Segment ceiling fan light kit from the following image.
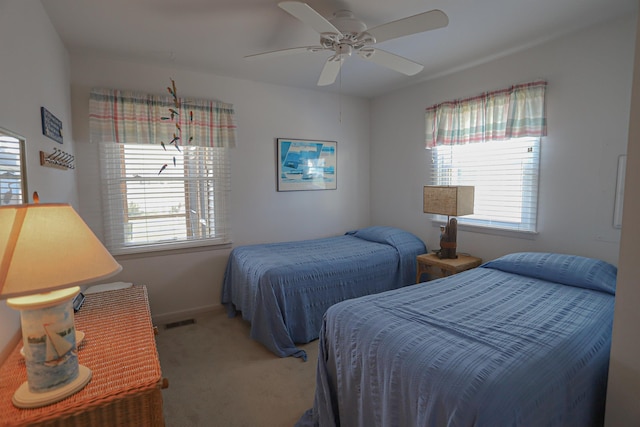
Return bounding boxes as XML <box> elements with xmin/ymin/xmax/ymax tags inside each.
<box><xmin>245</xmin><ymin>1</ymin><xmax>449</xmax><ymax>86</ymax></box>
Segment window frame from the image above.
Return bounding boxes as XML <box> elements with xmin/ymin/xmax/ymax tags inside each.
<box><xmin>0</xmin><ymin>127</ymin><xmax>27</xmax><ymax>206</ymax></box>
<box><xmin>429</xmin><ymin>137</ymin><xmax>541</xmax><ymax>236</ymax></box>
<box><xmin>99</xmin><ymin>141</ymin><xmax>231</xmax><ymax>255</ymax></box>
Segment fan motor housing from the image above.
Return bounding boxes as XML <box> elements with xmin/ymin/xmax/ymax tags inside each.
<box><xmin>335</xmin><ymin>43</ymin><xmax>353</xmax><ymax>56</ymax></box>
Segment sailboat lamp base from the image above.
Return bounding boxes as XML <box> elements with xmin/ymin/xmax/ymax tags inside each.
<box><xmin>12</xmin><ymin>365</ymin><xmax>92</xmax><ymax>408</ymax></box>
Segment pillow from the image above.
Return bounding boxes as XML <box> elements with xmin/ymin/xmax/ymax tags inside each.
<box><xmin>345</xmin><ymin>226</ymin><xmax>424</xmax><ymax>249</ymax></box>
<box><xmin>482</xmin><ymin>252</ymin><xmax>617</xmax><ymax>295</ymax></box>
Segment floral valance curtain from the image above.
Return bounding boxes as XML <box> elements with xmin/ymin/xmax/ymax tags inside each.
<box><xmin>425</xmin><ymin>80</ymin><xmax>547</xmax><ymax>148</ymax></box>
<box><xmin>89</xmin><ymin>88</ymin><xmax>236</xmax><ymax>148</ymax></box>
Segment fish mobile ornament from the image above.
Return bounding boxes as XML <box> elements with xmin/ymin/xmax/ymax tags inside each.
<box><xmin>158</xmin><ymin>78</ymin><xmax>194</xmax><ymax>174</ymax></box>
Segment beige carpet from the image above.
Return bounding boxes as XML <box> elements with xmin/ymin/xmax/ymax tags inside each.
<box><xmin>156</xmin><ymin>309</ymin><xmax>318</xmax><ymax>427</ymax></box>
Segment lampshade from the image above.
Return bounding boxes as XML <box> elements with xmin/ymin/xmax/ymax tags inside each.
<box><xmin>423</xmin><ymin>186</ymin><xmax>475</xmax><ymax>216</ymax></box>
<box><xmin>0</xmin><ymin>203</ymin><xmax>122</xmax><ymax>299</ymax></box>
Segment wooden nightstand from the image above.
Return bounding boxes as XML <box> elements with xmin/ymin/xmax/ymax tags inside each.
<box><xmin>0</xmin><ymin>285</ymin><xmax>166</xmax><ymax>427</ymax></box>
<box><xmin>416</xmin><ymin>253</ymin><xmax>483</xmax><ymax>283</ymax></box>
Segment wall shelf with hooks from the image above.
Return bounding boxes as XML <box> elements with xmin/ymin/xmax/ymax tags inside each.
<box><xmin>39</xmin><ymin>148</ymin><xmax>74</xmax><ymax>170</ymax></box>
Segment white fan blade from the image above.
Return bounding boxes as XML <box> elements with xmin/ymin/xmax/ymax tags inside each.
<box><xmin>244</xmin><ymin>46</ymin><xmax>324</xmax><ymax>60</ymax></box>
<box><xmin>364</xmin><ymin>10</ymin><xmax>448</xmax><ymax>44</ymax></box>
<box><xmin>357</xmin><ymin>48</ymin><xmax>424</xmax><ymax>76</ymax></box>
<box><xmin>317</xmin><ymin>56</ymin><xmax>344</xmax><ymax>86</ymax></box>
<box><xmin>278</xmin><ymin>1</ymin><xmax>342</xmax><ymax>36</ymax></box>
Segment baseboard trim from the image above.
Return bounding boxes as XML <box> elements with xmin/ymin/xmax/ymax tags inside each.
<box><xmin>152</xmin><ymin>304</ymin><xmax>225</xmax><ymax>326</ymax></box>
<box><xmin>0</xmin><ymin>329</ymin><xmax>22</xmax><ymax>365</ymax></box>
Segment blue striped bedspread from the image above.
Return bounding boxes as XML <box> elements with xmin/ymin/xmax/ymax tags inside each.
<box><xmin>297</xmin><ymin>252</ymin><xmax>617</xmax><ymax>426</ymax></box>
<box><xmin>221</xmin><ymin>226</ymin><xmax>426</xmax><ymax>360</ymax></box>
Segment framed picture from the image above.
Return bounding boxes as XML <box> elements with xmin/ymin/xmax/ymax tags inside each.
<box><xmin>277</xmin><ymin>138</ymin><xmax>337</xmax><ymax>191</ymax></box>
<box><xmin>41</xmin><ymin>107</ymin><xmax>63</xmax><ymax>144</ymax></box>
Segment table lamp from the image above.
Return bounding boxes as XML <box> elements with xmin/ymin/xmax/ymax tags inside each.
<box><xmin>423</xmin><ymin>185</ymin><xmax>474</xmax><ymax>259</ymax></box>
<box><xmin>0</xmin><ymin>196</ymin><xmax>122</xmax><ymax>408</ymax></box>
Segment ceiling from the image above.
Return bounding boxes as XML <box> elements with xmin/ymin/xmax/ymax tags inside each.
<box><xmin>41</xmin><ymin>0</ymin><xmax>638</xmax><ymax>99</ymax></box>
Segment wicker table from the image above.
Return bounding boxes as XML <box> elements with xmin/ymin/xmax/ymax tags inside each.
<box><xmin>416</xmin><ymin>253</ymin><xmax>483</xmax><ymax>283</ymax></box>
<box><xmin>0</xmin><ymin>285</ymin><xmax>165</xmax><ymax>426</ymax></box>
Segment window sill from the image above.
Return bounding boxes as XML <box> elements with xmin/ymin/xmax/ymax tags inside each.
<box><xmin>112</xmin><ymin>241</ymin><xmax>233</xmax><ymax>260</ymax></box>
<box><xmin>431</xmin><ymin>220</ymin><xmax>538</xmax><ymax>240</ymax></box>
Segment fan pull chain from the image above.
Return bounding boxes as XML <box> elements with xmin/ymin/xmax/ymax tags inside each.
<box><xmin>338</xmin><ymin>59</ymin><xmax>342</xmax><ymax>124</ymax></box>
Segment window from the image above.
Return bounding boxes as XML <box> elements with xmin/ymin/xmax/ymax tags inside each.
<box><xmin>0</xmin><ymin>128</ymin><xmax>26</xmax><ymax>205</ymax></box>
<box><xmin>430</xmin><ymin>137</ymin><xmax>540</xmax><ymax>233</ymax></box>
<box><xmin>89</xmin><ymin>85</ymin><xmax>236</xmax><ymax>254</ymax></box>
<box><xmin>99</xmin><ymin>142</ymin><xmax>230</xmax><ymax>254</ymax></box>
<box><xmin>425</xmin><ymin>80</ymin><xmax>547</xmax><ymax>235</ymax></box>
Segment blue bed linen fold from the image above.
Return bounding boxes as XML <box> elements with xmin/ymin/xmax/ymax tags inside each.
<box><xmin>221</xmin><ymin>227</ymin><xmax>426</xmax><ymax>360</ymax></box>
<box><xmin>297</xmin><ymin>261</ymin><xmax>615</xmax><ymax>426</ymax></box>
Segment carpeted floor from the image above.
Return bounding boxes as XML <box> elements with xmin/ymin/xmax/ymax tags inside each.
<box><xmin>156</xmin><ymin>309</ymin><xmax>318</xmax><ymax>427</ymax></box>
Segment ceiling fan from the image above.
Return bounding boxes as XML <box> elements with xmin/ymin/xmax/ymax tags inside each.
<box><xmin>245</xmin><ymin>1</ymin><xmax>449</xmax><ymax>86</ymax></box>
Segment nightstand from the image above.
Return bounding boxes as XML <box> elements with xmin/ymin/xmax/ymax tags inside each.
<box><xmin>416</xmin><ymin>253</ymin><xmax>483</xmax><ymax>283</ymax></box>
<box><xmin>0</xmin><ymin>285</ymin><xmax>166</xmax><ymax>427</ymax></box>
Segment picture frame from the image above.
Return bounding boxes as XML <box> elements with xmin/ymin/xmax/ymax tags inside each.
<box><xmin>40</xmin><ymin>107</ymin><xmax>63</xmax><ymax>144</ymax></box>
<box><xmin>277</xmin><ymin>138</ymin><xmax>337</xmax><ymax>191</ymax></box>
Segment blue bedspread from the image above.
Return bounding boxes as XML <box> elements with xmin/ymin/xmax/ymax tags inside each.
<box><xmin>221</xmin><ymin>226</ymin><xmax>426</xmax><ymax>360</ymax></box>
<box><xmin>297</xmin><ymin>252</ymin><xmax>617</xmax><ymax>426</ymax></box>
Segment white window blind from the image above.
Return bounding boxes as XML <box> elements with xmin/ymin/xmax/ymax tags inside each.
<box><xmin>430</xmin><ymin>137</ymin><xmax>540</xmax><ymax>233</ymax></box>
<box><xmin>0</xmin><ymin>135</ymin><xmax>26</xmax><ymax>205</ymax></box>
<box><xmin>99</xmin><ymin>142</ymin><xmax>231</xmax><ymax>254</ymax></box>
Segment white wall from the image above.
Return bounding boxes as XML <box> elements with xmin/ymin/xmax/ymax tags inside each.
<box><xmin>3</xmin><ymin>11</ymin><xmax>638</xmax><ymax>422</ymax></box>
<box><xmin>605</xmin><ymin>9</ymin><xmax>640</xmax><ymax>425</ymax></box>
<box><xmin>0</xmin><ymin>1</ymin><xmax>77</xmax><ymax>353</ymax></box>
<box><xmin>69</xmin><ymin>56</ymin><xmax>371</xmax><ymax>323</ymax></box>
<box><xmin>369</xmin><ymin>14</ymin><xmax>635</xmax><ymax>266</ymax></box>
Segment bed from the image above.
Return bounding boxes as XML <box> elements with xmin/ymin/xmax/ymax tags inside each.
<box><xmin>296</xmin><ymin>252</ymin><xmax>617</xmax><ymax>427</ymax></box>
<box><xmin>221</xmin><ymin>226</ymin><xmax>427</xmax><ymax>360</ymax></box>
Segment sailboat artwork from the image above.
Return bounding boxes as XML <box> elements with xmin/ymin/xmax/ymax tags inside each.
<box><xmin>277</xmin><ymin>138</ymin><xmax>337</xmax><ymax>191</ymax></box>
<box><xmin>43</xmin><ymin>323</ymin><xmax>74</xmax><ymax>366</ymax></box>
<box><xmin>21</xmin><ymin>298</ymin><xmax>80</xmax><ymax>393</ymax></box>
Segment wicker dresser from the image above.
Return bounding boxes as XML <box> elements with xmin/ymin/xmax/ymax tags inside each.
<box><xmin>0</xmin><ymin>285</ymin><xmax>165</xmax><ymax>426</ymax></box>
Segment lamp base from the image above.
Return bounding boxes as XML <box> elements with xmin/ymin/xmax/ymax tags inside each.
<box><xmin>438</xmin><ymin>241</ymin><xmax>458</xmax><ymax>259</ymax></box>
<box><xmin>438</xmin><ymin>217</ymin><xmax>459</xmax><ymax>259</ymax></box>
<box><xmin>12</xmin><ymin>364</ymin><xmax>92</xmax><ymax>408</ymax></box>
